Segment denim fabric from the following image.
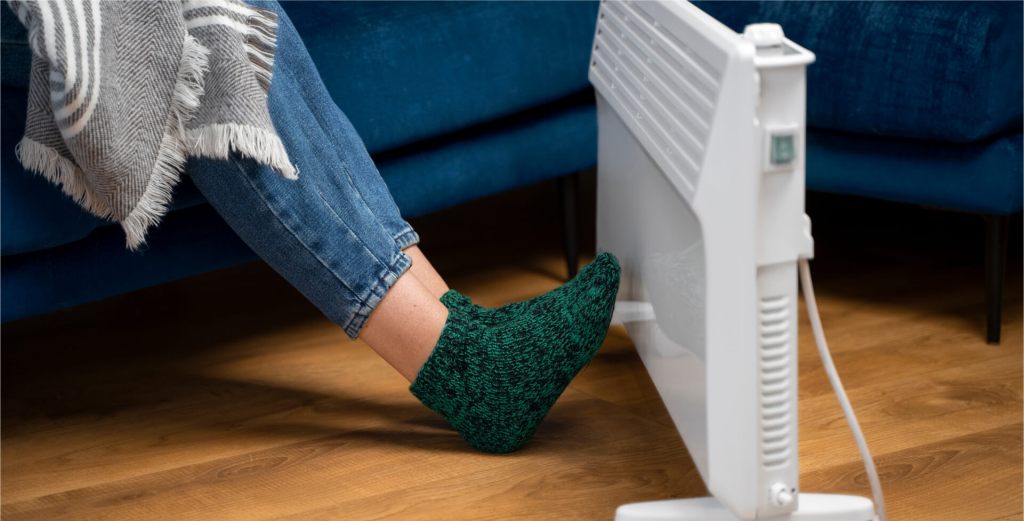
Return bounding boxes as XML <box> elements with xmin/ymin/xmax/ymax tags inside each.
<box><xmin>188</xmin><ymin>1</ymin><xmax>419</xmax><ymax>338</ymax></box>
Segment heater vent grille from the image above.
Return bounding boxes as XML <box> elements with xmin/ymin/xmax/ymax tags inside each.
<box><xmin>590</xmin><ymin>0</ymin><xmax>722</xmax><ymax>196</ymax></box>
<box><xmin>759</xmin><ymin>294</ymin><xmax>793</xmax><ymax>470</ymax></box>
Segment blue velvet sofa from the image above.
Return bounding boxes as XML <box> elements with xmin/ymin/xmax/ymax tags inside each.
<box><xmin>3</xmin><ymin>2</ymin><xmax>1021</xmax><ymax>342</ymax></box>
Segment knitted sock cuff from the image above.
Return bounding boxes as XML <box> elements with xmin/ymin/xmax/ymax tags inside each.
<box><xmin>439</xmin><ymin>290</ymin><xmax>473</xmax><ymax>310</ymax></box>
<box><xmin>408</xmin><ymin>301</ymin><xmax>476</xmax><ymax>416</ymax></box>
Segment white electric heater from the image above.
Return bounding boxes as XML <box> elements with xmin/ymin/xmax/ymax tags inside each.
<box><xmin>591</xmin><ymin>1</ymin><xmax>883</xmax><ymax>520</ymax></box>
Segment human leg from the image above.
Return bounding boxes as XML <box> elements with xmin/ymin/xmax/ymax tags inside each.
<box><xmin>359</xmin><ymin>272</ymin><xmax>448</xmax><ymax>382</ymax></box>
<box><xmin>188</xmin><ymin>2</ymin><xmax>427</xmax><ymax>342</ymax></box>
<box><xmin>404</xmin><ymin>245</ymin><xmax>450</xmax><ymax>298</ymax></box>
<box><xmin>260</xmin><ymin>1</ymin><xmax>448</xmax><ymax>303</ymax></box>
<box><xmin>188</xmin><ymin>1</ymin><xmax>621</xmax><ymax>454</ymax></box>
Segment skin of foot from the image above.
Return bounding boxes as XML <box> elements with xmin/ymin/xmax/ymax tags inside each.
<box><xmin>409</xmin><ymin>253</ymin><xmax>621</xmax><ymax>453</ymax></box>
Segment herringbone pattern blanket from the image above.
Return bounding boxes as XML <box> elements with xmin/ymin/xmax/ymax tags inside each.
<box><xmin>10</xmin><ymin>0</ymin><xmax>295</xmax><ymax>249</ymax></box>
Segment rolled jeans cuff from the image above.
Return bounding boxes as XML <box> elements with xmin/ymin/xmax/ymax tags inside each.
<box><xmin>343</xmin><ymin>247</ymin><xmax>413</xmax><ymax>338</ymax></box>
<box><xmin>395</xmin><ymin>228</ymin><xmax>421</xmax><ymax>250</ymax></box>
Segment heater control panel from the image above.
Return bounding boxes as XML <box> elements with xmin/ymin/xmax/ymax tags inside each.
<box><xmin>764</xmin><ymin>123</ymin><xmax>800</xmax><ymax>171</ymax></box>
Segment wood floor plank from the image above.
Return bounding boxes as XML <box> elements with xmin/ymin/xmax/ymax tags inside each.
<box><xmin>2</xmin><ymin>390</ymin><xmax>700</xmax><ymax>521</ymax></box>
<box><xmin>272</xmin><ymin>438</ymin><xmax>701</xmax><ymax>521</ymax></box>
<box><xmin>802</xmin><ymin>424</ymin><xmax>1023</xmax><ymax>521</ymax></box>
<box><xmin>986</xmin><ymin>514</ymin><xmax>1023</xmax><ymax>521</ymax></box>
<box><xmin>1</xmin><ymin>335</ymin><xmax>416</xmax><ymax>502</ymax></box>
<box><xmin>798</xmin><ymin>353</ymin><xmax>1021</xmax><ymax>474</ymax></box>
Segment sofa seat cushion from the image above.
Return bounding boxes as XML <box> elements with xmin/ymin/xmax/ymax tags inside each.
<box><xmin>808</xmin><ymin>130</ymin><xmax>1023</xmax><ymax>215</ymax></box>
<box><xmin>698</xmin><ymin>1</ymin><xmax>1023</xmax><ymax>142</ymax></box>
<box><xmin>282</xmin><ymin>1</ymin><xmax>599</xmax><ymax>154</ymax></box>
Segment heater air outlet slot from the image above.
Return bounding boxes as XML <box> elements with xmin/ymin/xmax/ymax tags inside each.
<box><xmin>759</xmin><ymin>294</ymin><xmax>794</xmax><ymax>470</ymax></box>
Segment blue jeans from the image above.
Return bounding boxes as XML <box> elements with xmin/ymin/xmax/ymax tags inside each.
<box><xmin>188</xmin><ymin>2</ymin><xmax>419</xmax><ymax>338</ymax></box>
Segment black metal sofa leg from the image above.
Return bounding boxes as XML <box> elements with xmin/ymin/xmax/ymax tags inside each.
<box><xmin>984</xmin><ymin>214</ymin><xmax>1009</xmax><ymax>344</ymax></box>
<box><xmin>558</xmin><ymin>172</ymin><xmax>580</xmax><ymax>280</ymax></box>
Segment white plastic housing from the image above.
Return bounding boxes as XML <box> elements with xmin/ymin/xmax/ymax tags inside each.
<box><xmin>590</xmin><ymin>1</ymin><xmax>815</xmax><ymax>519</ymax></box>
<box><xmin>616</xmin><ymin>494</ymin><xmax>877</xmax><ymax>521</ymax></box>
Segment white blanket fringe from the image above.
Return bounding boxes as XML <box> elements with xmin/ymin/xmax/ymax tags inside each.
<box><xmin>187</xmin><ymin>124</ymin><xmax>298</xmax><ymax>180</ymax></box>
<box><xmin>120</xmin><ymin>34</ymin><xmax>210</xmax><ymax>250</ymax></box>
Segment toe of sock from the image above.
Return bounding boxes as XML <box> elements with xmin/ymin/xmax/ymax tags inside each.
<box><xmin>569</xmin><ymin>252</ymin><xmax>621</xmax><ymax>287</ymax></box>
<box><xmin>588</xmin><ymin>252</ymin><xmax>621</xmax><ymax>280</ymax></box>
<box><xmin>565</xmin><ymin>252</ymin><xmax>621</xmax><ymax>323</ymax></box>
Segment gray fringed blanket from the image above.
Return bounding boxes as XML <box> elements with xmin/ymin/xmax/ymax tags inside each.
<box><xmin>9</xmin><ymin>0</ymin><xmax>296</xmax><ymax>249</ymax></box>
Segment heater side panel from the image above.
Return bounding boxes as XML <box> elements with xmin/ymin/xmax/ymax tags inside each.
<box><xmin>596</xmin><ymin>94</ymin><xmax>712</xmax><ymax>480</ymax></box>
<box><xmin>592</xmin><ymin>0</ymin><xmax>766</xmax><ymax>518</ymax></box>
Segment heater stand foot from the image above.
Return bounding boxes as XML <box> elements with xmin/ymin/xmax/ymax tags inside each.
<box><xmin>615</xmin><ymin>494</ymin><xmax>876</xmax><ymax>521</ymax></box>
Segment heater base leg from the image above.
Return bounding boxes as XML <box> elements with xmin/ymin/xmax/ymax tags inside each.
<box><xmin>615</xmin><ymin>494</ymin><xmax>876</xmax><ymax>521</ymax></box>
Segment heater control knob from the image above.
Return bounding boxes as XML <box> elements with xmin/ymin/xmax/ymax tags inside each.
<box><xmin>743</xmin><ymin>23</ymin><xmax>785</xmax><ymax>48</ymax></box>
<box><xmin>770</xmin><ymin>483</ymin><xmax>795</xmax><ymax>507</ymax></box>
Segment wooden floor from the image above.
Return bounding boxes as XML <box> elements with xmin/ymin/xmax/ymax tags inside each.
<box><xmin>3</xmin><ymin>178</ymin><xmax>1021</xmax><ymax>520</ymax></box>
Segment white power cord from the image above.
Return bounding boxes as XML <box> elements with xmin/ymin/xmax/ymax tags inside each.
<box><xmin>798</xmin><ymin>258</ymin><xmax>888</xmax><ymax>521</ymax></box>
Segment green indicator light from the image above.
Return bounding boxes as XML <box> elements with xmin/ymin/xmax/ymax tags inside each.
<box><xmin>771</xmin><ymin>134</ymin><xmax>795</xmax><ymax>165</ymax></box>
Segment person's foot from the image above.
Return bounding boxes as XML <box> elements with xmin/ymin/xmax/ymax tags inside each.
<box><xmin>410</xmin><ymin>253</ymin><xmax>620</xmax><ymax>453</ymax></box>
<box><xmin>439</xmin><ymin>252</ymin><xmax>619</xmax><ymax>326</ymax></box>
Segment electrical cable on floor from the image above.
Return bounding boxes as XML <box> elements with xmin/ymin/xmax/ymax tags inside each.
<box><xmin>798</xmin><ymin>258</ymin><xmax>889</xmax><ymax>521</ymax></box>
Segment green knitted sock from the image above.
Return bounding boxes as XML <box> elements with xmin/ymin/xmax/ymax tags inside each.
<box><xmin>439</xmin><ymin>253</ymin><xmax>618</xmax><ymax>325</ymax></box>
<box><xmin>410</xmin><ymin>253</ymin><xmax>620</xmax><ymax>453</ymax></box>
